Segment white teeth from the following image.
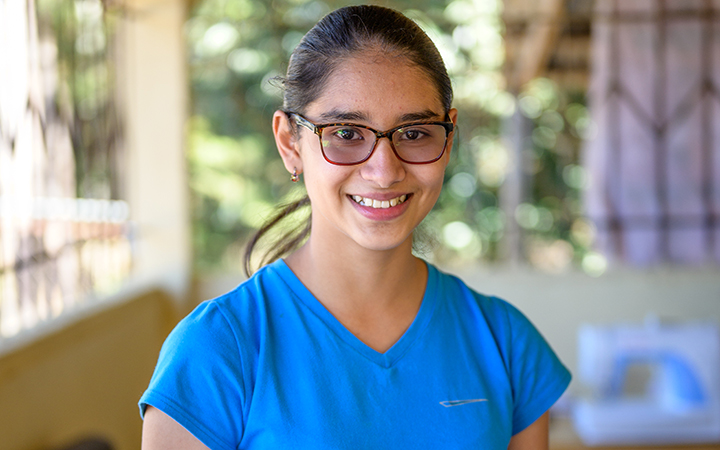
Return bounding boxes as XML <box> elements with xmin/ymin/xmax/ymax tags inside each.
<box><xmin>351</xmin><ymin>194</ymin><xmax>408</xmax><ymax>208</ymax></box>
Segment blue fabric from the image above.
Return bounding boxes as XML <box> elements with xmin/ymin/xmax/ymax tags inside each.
<box><xmin>139</xmin><ymin>260</ymin><xmax>571</xmax><ymax>449</ymax></box>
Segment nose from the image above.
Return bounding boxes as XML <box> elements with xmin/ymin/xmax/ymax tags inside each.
<box><xmin>360</xmin><ymin>137</ymin><xmax>406</xmax><ymax>188</ymax></box>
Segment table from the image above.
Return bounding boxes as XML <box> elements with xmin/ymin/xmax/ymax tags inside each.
<box><xmin>550</xmin><ymin>418</ymin><xmax>720</xmax><ymax>450</ymax></box>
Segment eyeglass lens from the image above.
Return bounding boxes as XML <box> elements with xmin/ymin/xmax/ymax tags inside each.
<box><xmin>320</xmin><ymin>124</ymin><xmax>448</xmax><ymax>164</ymax></box>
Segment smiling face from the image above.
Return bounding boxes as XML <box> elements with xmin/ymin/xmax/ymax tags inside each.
<box><xmin>275</xmin><ymin>53</ymin><xmax>457</xmax><ymax>254</ymax></box>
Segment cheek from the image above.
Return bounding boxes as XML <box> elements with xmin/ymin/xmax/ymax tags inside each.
<box><xmin>302</xmin><ymin>162</ymin><xmax>354</xmax><ymax>202</ymax></box>
<box><xmin>296</xmin><ymin>136</ymin><xmax>317</xmax><ymax>167</ymax></box>
<box><xmin>418</xmin><ymin>167</ymin><xmax>447</xmax><ymax>194</ymax></box>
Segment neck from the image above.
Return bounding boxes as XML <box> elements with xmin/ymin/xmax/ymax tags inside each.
<box><xmin>286</xmin><ymin>232</ymin><xmax>426</xmax><ymax>310</ymax></box>
<box><xmin>285</xmin><ymin>234</ymin><xmax>427</xmax><ymax>353</ymax></box>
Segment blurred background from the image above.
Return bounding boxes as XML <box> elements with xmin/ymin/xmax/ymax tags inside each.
<box><xmin>0</xmin><ymin>0</ymin><xmax>719</xmax><ymax>448</ymax></box>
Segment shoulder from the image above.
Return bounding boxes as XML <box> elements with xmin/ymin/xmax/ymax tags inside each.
<box><xmin>184</xmin><ymin>259</ymin><xmax>290</xmax><ymax>333</ymax></box>
<box><xmin>428</xmin><ymin>263</ymin><xmax>525</xmax><ymax>330</ymax></box>
<box><xmin>427</xmin><ymin>263</ymin><xmax>559</xmax><ymax>363</ymax></box>
<box><xmin>139</xmin><ymin>261</ymin><xmax>294</xmax><ymax>444</ymax></box>
<box><xmin>155</xmin><ymin>259</ymin><xmax>293</xmax><ymax>378</ymax></box>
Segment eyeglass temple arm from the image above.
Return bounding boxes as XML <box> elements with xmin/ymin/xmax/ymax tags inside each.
<box><xmin>286</xmin><ymin>112</ymin><xmax>321</xmax><ymax>135</ymax></box>
<box><xmin>443</xmin><ymin>114</ymin><xmax>454</xmax><ymax>133</ymax></box>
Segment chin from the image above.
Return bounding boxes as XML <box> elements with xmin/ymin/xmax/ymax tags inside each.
<box><xmin>348</xmin><ymin>229</ymin><xmax>415</xmax><ymax>253</ymax></box>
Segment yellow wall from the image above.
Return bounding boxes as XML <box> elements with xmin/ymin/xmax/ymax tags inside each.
<box><xmin>0</xmin><ymin>291</ymin><xmax>178</xmax><ymax>450</ymax></box>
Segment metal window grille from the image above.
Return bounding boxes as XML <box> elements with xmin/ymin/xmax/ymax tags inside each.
<box><xmin>0</xmin><ymin>0</ymin><xmax>130</xmax><ymax>339</ymax></box>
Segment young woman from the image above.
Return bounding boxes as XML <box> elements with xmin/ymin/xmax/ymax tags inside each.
<box><xmin>139</xmin><ymin>5</ymin><xmax>571</xmax><ymax>449</ymax></box>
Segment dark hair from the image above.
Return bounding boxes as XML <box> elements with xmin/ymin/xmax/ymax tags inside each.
<box><xmin>244</xmin><ymin>5</ymin><xmax>453</xmax><ymax>276</ymax></box>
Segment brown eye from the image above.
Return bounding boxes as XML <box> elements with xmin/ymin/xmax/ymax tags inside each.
<box><xmin>326</xmin><ymin>126</ymin><xmax>366</xmax><ymax>143</ymax></box>
<box><xmin>336</xmin><ymin>128</ymin><xmax>360</xmax><ymax>140</ymax></box>
<box><xmin>397</xmin><ymin>126</ymin><xmax>434</xmax><ymax>142</ymax></box>
<box><xmin>402</xmin><ymin>129</ymin><xmax>422</xmax><ymax>140</ymax></box>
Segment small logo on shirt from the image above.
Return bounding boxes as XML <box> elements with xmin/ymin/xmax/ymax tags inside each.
<box><xmin>440</xmin><ymin>399</ymin><xmax>488</xmax><ymax>407</ymax></box>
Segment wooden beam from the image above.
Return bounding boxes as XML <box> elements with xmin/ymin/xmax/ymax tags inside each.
<box><xmin>504</xmin><ymin>0</ymin><xmax>566</xmax><ymax>93</ymax></box>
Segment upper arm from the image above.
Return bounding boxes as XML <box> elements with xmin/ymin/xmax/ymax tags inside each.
<box><xmin>142</xmin><ymin>406</ymin><xmax>211</xmax><ymax>450</ymax></box>
<box><xmin>507</xmin><ymin>411</ymin><xmax>549</xmax><ymax>450</ymax></box>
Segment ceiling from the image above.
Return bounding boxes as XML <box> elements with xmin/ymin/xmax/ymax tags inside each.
<box><xmin>502</xmin><ymin>0</ymin><xmax>593</xmax><ymax>94</ymax></box>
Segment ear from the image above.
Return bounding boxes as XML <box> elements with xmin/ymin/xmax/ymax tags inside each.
<box><xmin>444</xmin><ymin>108</ymin><xmax>459</xmax><ymax>159</ymax></box>
<box><xmin>273</xmin><ymin>110</ymin><xmax>303</xmax><ymax>175</ymax></box>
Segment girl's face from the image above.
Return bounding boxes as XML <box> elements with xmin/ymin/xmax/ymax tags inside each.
<box><xmin>276</xmin><ymin>54</ymin><xmax>457</xmax><ymax>254</ymax></box>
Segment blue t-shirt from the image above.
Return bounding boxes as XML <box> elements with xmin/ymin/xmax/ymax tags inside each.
<box><xmin>139</xmin><ymin>260</ymin><xmax>571</xmax><ymax>449</ymax></box>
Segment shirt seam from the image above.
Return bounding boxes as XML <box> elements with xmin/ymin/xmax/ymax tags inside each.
<box><xmin>211</xmin><ymin>300</ymin><xmax>250</xmax><ymax>442</ymax></box>
<box><xmin>512</xmin><ymin>368</ymin><xmax>571</xmax><ymax>435</ymax></box>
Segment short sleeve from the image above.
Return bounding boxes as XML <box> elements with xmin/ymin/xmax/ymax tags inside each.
<box><xmin>139</xmin><ymin>301</ymin><xmax>246</xmax><ymax>450</ymax></box>
<box><xmin>500</xmin><ymin>300</ymin><xmax>572</xmax><ymax>435</ymax></box>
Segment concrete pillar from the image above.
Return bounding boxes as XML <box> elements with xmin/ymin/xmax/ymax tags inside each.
<box><xmin>116</xmin><ymin>0</ymin><xmax>190</xmax><ymax>301</ymax></box>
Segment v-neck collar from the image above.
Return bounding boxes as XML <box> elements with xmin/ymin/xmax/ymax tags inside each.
<box><xmin>272</xmin><ymin>259</ymin><xmax>439</xmax><ymax>368</ymax></box>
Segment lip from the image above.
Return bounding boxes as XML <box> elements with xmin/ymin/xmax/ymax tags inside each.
<box><xmin>347</xmin><ymin>193</ymin><xmax>412</xmax><ymax>221</ymax></box>
<box><xmin>349</xmin><ymin>192</ymin><xmax>409</xmax><ymax>202</ymax></box>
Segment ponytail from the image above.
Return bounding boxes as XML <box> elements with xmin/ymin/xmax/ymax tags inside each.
<box><xmin>243</xmin><ymin>195</ymin><xmax>311</xmax><ymax>276</ymax></box>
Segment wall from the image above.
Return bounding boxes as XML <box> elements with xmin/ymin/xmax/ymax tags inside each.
<box><xmin>0</xmin><ymin>289</ymin><xmax>177</xmax><ymax>450</ymax></box>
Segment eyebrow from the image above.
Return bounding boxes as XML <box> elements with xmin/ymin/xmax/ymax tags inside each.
<box><xmin>318</xmin><ymin>109</ymin><xmax>369</xmax><ymax>122</ymax></box>
<box><xmin>399</xmin><ymin>110</ymin><xmax>445</xmax><ymax>122</ymax></box>
<box><xmin>317</xmin><ymin>108</ymin><xmax>444</xmax><ymax>124</ymax></box>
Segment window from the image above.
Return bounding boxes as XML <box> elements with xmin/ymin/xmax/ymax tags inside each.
<box><xmin>0</xmin><ymin>0</ymin><xmax>130</xmax><ymax>339</ymax></box>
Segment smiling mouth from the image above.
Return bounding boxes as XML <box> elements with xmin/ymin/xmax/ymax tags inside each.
<box><xmin>350</xmin><ymin>194</ymin><xmax>408</xmax><ymax>209</ymax></box>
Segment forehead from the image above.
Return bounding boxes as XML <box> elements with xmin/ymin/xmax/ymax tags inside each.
<box><xmin>305</xmin><ymin>54</ymin><xmax>444</xmax><ymax>123</ymax></box>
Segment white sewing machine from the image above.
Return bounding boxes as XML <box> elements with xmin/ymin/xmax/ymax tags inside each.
<box><xmin>572</xmin><ymin>316</ymin><xmax>720</xmax><ymax>446</ymax></box>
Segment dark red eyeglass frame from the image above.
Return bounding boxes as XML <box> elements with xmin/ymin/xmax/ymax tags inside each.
<box><xmin>284</xmin><ymin>111</ymin><xmax>454</xmax><ymax>166</ymax></box>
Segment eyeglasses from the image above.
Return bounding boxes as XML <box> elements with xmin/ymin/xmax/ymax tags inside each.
<box><xmin>285</xmin><ymin>111</ymin><xmax>454</xmax><ymax>166</ymax></box>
